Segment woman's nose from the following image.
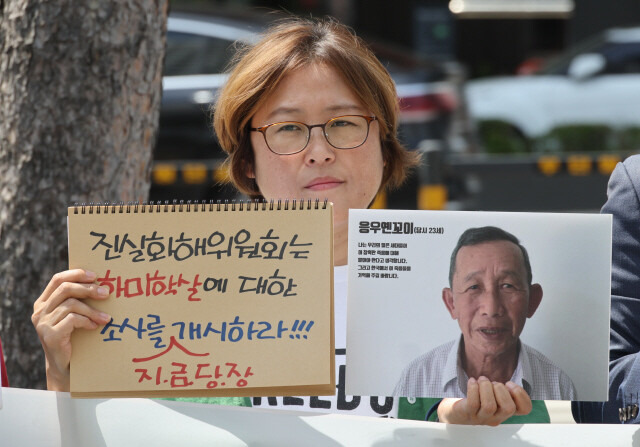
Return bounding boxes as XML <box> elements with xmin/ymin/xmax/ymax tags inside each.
<box><xmin>304</xmin><ymin>128</ymin><xmax>336</xmax><ymax>165</ymax></box>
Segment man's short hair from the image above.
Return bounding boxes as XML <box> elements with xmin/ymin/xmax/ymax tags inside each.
<box><xmin>448</xmin><ymin>226</ymin><xmax>532</xmax><ymax>287</ymax></box>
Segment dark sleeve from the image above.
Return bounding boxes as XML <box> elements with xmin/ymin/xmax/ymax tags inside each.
<box><xmin>572</xmin><ymin>156</ymin><xmax>640</xmax><ymax>423</ymax></box>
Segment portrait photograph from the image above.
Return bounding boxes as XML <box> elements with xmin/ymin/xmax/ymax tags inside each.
<box><xmin>346</xmin><ymin>209</ymin><xmax>611</xmax><ymax>401</ymax></box>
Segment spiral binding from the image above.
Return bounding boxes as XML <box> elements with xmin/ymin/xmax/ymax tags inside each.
<box><xmin>72</xmin><ymin>198</ymin><xmax>329</xmax><ymax>214</ymax></box>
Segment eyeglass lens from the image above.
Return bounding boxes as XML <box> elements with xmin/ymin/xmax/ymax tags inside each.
<box><xmin>265</xmin><ymin>115</ymin><xmax>370</xmax><ymax>154</ymax></box>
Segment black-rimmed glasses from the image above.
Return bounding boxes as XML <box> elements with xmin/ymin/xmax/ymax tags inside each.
<box><xmin>250</xmin><ymin>115</ymin><xmax>377</xmax><ymax>155</ymax></box>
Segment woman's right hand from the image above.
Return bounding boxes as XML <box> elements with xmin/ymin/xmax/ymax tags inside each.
<box><xmin>32</xmin><ymin>269</ymin><xmax>112</xmax><ymax>391</ymax></box>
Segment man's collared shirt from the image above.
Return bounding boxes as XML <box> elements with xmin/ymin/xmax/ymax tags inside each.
<box><xmin>393</xmin><ymin>336</ymin><xmax>577</xmax><ymax>400</ymax></box>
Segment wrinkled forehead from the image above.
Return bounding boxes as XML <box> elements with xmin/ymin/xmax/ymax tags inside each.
<box><xmin>454</xmin><ymin>240</ymin><xmax>528</xmax><ymax>281</ymax></box>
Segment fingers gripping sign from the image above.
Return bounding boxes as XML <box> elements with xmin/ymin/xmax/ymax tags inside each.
<box><xmin>438</xmin><ymin>377</ymin><xmax>532</xmax><ymax>425</ymax></box>
<box><xmin>32</xmin><ymin>269</ymin><xmax>111</xmax><ymax>391</ymax></box>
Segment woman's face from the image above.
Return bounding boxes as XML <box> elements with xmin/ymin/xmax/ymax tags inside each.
<box><xmin>248</xmin><ymin>63</ymin><xmax>384</xmax><ymax>226</ymax></box>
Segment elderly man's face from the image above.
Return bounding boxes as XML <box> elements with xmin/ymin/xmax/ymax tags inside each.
<box><xmin>443</xmin><ymin>240</ymin><xmax>542</xmax><ymax>360</ymax></box>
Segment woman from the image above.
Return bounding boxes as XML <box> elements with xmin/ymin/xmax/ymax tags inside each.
<box><xmin>32</xmin><ymin>16</ymin><xmax>532</xmax><ymax>425</ymax></box>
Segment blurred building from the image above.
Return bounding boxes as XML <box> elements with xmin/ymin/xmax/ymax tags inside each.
<box><xmin>176</xmin><ymin>0</ymin><xmax>640</xmax><ymax>78</ymax></box>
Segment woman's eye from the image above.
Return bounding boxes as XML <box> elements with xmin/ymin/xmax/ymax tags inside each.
<box><xmin>277</xmin><ymin>123</ymin><xmax>303</xmax><ymax>132</ymax></box>
<box><xmin>330</xmin><ymin>119</ymin><xmax>354</xmax><ymax>128</ymax></box>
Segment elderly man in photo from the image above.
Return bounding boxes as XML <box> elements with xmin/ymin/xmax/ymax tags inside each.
<box><xmin>393</xmin><ymin>226</ymin><xmax>576</xmax><ymax>400</ymax></box>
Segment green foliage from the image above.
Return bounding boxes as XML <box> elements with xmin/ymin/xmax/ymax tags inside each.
<box><xmin>477</xmin><ymin>120</ymin><xmax>530</xmax><ymax>154</ymax></box>
<box><xmin>477</xmin><ymin>121</ymin><xmax>640</xmax><ymax>154</ymax></box>
<box><xmin>535</xmin><ymin>125</ymin><xmax>640</xmax><ymax>153</ymax></box>
<box><xmin>618</xmin><ymin>127</ymin><xmax>640</xmax><ymax>151</ymax></box>
<box><xmin>537</xmin><ymin>124</ymin><xmax>614</xmax><ymax>153</ymax></box>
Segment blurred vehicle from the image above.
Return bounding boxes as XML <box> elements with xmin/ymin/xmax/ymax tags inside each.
<box><xmin>151</xmin><ymin>11</ymin><xmax>471</xmax><ymax>203</ymax></box>
<box><xmin>465</xmin><ymin>25</ymin><xmax>640</xmax><ymax>154</ymax></box>
<box><xmin>156</xmin><ymin>13</ymin><xmax>260</xmax><ymax>163</ymax></box>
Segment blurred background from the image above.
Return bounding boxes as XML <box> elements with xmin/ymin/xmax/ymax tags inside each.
<box><xmin>152</xmin><ymin>0</ymin><xmax>640</xmax><ymax>212</ymax></box>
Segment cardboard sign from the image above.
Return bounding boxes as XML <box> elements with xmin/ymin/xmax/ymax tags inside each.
<box><xmin>347</xmin><ymin>209</ymin><xmax>611</xmax><ymax>401</ymax></box>
<box><xmin>68</xmin><ymin>200</ymin><xmax>334</xmax><ymax>398</ymax></box>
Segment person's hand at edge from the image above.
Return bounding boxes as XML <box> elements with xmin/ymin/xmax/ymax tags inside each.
<box><xmin>437</xmin><ymin>376</ymin><xmax>532</xmax><ymax>426</ymax></box>
<box><xmin>32</xmin><ymin>269</ymin><xmax>111</xmax><ymax>391</ymax></box>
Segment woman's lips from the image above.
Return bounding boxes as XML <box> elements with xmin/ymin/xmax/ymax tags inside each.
<box><xmin>305</xmin><ymin>177</ymin><xmax>344</xmax><ymax>191</ymax></box>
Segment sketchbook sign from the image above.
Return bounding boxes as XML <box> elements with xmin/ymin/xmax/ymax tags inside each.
<box><xmin>67</xmin><ymin>201</ymin><xmax>335</xmax><ymax>398</ymax></box>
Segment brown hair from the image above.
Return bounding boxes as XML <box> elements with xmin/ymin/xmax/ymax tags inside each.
<box><xmin>213</xmin><ymin>16</ymin><xmax>420</xmax><ymax>199</ymax></box>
